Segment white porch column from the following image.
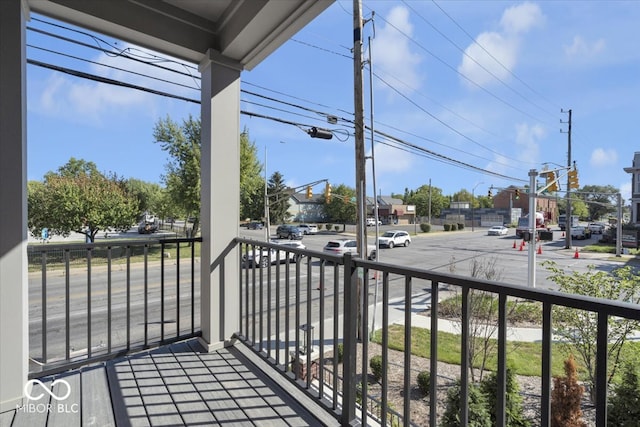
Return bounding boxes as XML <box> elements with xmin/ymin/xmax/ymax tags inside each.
<box><xmin>0</xmin><ymin>0</ymin><xmax>28</xmax><ymax>412</ymax></box>
<box><xmin>198</xmin><ymin>50</ymin><xmax>242</xmax><ymax>351</ymax></box>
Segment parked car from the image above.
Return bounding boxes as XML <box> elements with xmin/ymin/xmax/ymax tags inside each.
<box><xmin>243</xmin><ymin>241</ymin><xmax>306</xmax><ymax>267</ymax></box>
<box><xmin>487</xmin><ymin>225</ymin><xmax>509</xmax><ymax>236</ymax></box>
<box><xmin>247</xmin><ymin>221</ymin><xmax>264</xmax><ymax>230</ymax></box>
<box><xmin>323</xmin><ymin>238</ymin><xmax>377</xmax><ymax>260</ymax></box>
<box><xmin>377</xmin><ymin>230</ymin><xmax>411</xmax><ymax>248</ymax></box>
<box><xmin>275</xmin><ymin>224</ymin><xmax>303</xmax><ymax>240</ymax></box>
<box><xmin>570</xmin><ymin>226</ymin><xmax>592</xmax><ymax>240</ymax></box>
<box><xmin>587</xmin><ymin>223</ymin><xmax>604</xmax><ymax>234</ymax></box>
<box><xmin>366</xmin><ymin>217</ymin><xmax>382</xmax><ymax>226</ymax></box>
<box><xmin>297</xmin><ymin>224</ymin><xmax>318</xmax><ymax>235</ymax></box>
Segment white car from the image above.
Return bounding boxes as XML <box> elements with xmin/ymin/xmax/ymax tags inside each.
<box><xmin>297</xmin><ymin>224</ymin><xmax>318</xmax><ymax>235</ymax></box>
<box><xmin>377</xmin><ymin>230</ymin><xmax>411</xmax><ymax>248</ymax></box>
<box><xmin>366</xmin><ymin>218</ymin><xmax>382</xmax><ymax>226</ymax></box>
<box><xmin>487</xmin><ymin>225</ymin><xmax>509</xmax><ymax>236</ymax></box>
<box><xmin>243</xmin><ymin>241</ymin><xmax>306</xmax><ymax>267</ymax></box>
<box><xmin>323</xmin><ymin>238</ymin><xmax>377</xmax><ymax>260</ymax></box>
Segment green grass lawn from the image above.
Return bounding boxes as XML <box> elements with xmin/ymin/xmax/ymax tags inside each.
<box><xmin>373</xmin><ymin>324</ymin><xmax>640</xmax><ymax>380</ymax></box>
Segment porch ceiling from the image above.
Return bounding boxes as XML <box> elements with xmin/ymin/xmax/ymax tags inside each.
<box><xmin>25</xmin><ymin>0</ymin><xmax>333</xmax><ymax>69</ymax></box>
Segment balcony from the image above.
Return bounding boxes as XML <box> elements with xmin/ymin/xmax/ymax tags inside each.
<box><xmin>4</xmin><ymin>236</ymin><xmax>640</xmax><ymax>426</ymax></box>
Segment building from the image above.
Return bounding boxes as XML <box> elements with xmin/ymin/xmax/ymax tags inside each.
<box><xmin>624</xmin><ymin>152</ymin><xmax>640</xmax><ymax>224</ymax></box>
<box><xmin>491</xmin><ymin>186</ymin><xmax>558</xmax><ymax>224</ymax></box>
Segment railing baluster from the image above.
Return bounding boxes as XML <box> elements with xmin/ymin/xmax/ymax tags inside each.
<box><xmin>160</xmin><ymin>241</ymin><xmax>165</xmax><ymax>341</ymax></box>
<box><xmin>275</xmin><ymin>255</ymin><xmax>281</xmax><ymax>368</ymax></box>
<box><xmin>176</xmin><ymin>241</ymin><xmax>180</xmax><ymax>337</ymax></box>
<box><xmin>126</xmin><ymin>245</ymin><xmax>131</xmax><ymax>350</ymax></box>
<box><xmin>332</xmin><ymin>260</ymin><xmax>339</xmax><ymax>410</ymax></box>
<box><xmin>429</xmin><ymin>280</ymin><xmax>439</xmax><ymax>427</ymax></box>
<box><xmin>317</xmin><ymin>256</ymin><xmax>324</xmax><ymax>399</ymax></box>
<box><xmin>65</xmin><ymin>249</ymin><xmax>70</xmax><ymax>361</ymax></box>
<box><xmin>382</xmin><ymin>271</ymin><xmax>390</xmax><ymax>426</ymax></box>
<box><xmin>107</xmin><ymin>246</ymin><xmax>112</xmax><ymax>353</ymax></box>
<box><xmin>87</xmin><ymin>247</ymin><xmax>92</xmax><ymax>359</ymax></box>
<box><xmin>497</xmin><ymin>293</ymin><xmax>507</xmax><ymax>427</ymax></box>
<box><xmin>144</xmin><ymin>244</ymin><xmax>148</xmax><ymax>346</ymax></box>
<box><xmin>596</xmin><ymin>311</ymin><xmax>609</xmax><ymax>425</ymax></box>
<box><xmin>541</xmin><ymin>302</ymin><xmax>552</xmax><ymax>426</ymax></box>
<box><xmin>361</xmin><ymin>267</ymin><xmax>369</xmax><ymax>426</ymax></box>
<box><xmin>342</xmin><ymin>253</ymin><xmax>357</xmax><ymax>425</ymax></box>
<box><xmin>403</xmin><ymin>275</ymin><xmax>412</xmax><ymax>425</ymax></box>
<box><xmin>191</xmin><ymin>241</ymin><xmax>195</xmax><ymax>334</ymax></box>
<box><xmin>41</xmin><ymin>251</ymin><xmax>47</xmax><ymax>364</ymax></box>
<box><xmin>460</xmin><ymin>286</ymin><xmax>470</xmax><ymax>426</ymax></box>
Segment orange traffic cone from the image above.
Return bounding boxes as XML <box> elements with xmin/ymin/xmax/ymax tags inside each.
<box><xmin>537</xmin><ymin>245</ymin><xmax>542</xmax><ymax>255</ymax></box>
<box><xmin>512</xmin><ymin>241</ymin><xmax>517</xmax><ymax>249</ymax></box>
<box><xmin>574</xmin><ymin>248</ymin><xmax>579</xmax><ymax>259</ymax></box>
<box><xmin>562</xmin><ymin>231</ymin><xmax>565</xmax><ymax>238</ymax></box>
<box><xmin>519</xmin><ymin>242</ymin><xmax>524</xmax><ymax>251</ymax></box>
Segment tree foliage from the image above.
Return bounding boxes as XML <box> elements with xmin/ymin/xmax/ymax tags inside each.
<box><xmin>267</xmin><ymin>171</ymin><xmax>290</xmax><ymax>224</ymax></box>
<box><xmin>550</xmin><ymin>354</ymin><xmax>587</xmax><ymax>427</ymax></box>
<box><xmin>240</xmin><ymin>130</ymin><xmax>265</xmax><ymax>220</ymax></box>
<box><xmin>580</xmin><ymin>184</ymin><xmax>619</xmax><ymax>220</ymax></box>
<box><xmin>544</xmin><ymin>261</ymin><xmax>640</xmax><ymax>402</ymax></box>
<box><xmin>28</xmin><ymin>159</ymin><xmax>138</xmax><ymax>242</ymax></box>
<box><xmin>125</xmin><ymin>178</ymin><xmax>164</xmax><ymax>216</ymax></box>
<box><xmin>404</xmin><ymin>185</ymin><xmax>449</xmax><ymax>218</ymax></box>
<box><xmin>441</xmin><ymin>380</ymin><xmax>492</xmax><ymax>427</ymax></box>
<box><xmin>323</xmin><ymin>184</ymin><xmax>356</xmax><ymax>224</ymax></box>
<box><xmin>608</xmin><ymin>362</ymin><xmax>640</xmax><ymax>426</ymax></box>
<box><xmin>154</xmin><ymin>115</ymin><xmax>201</xmax><ymax>235</ymax></box>
<box><xmin>480</xmin><ymin>367</ymin><xmax>529</xmax><ymax>427</ymax></box>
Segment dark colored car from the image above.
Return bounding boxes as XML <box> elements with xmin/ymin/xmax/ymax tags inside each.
<box><xmin>275</xmin><ymin>224</ymin><xmax>303</xmax><ymax>240</ymax></box>
<box><xmin>247</xmin><ymin>221</ymin><xmax>264</xmax><ymax>230</ymax></box>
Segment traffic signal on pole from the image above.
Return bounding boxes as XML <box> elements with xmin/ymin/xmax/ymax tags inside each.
<box><xmin>488</xmin><ymin>189</ymin><xmax>493</xmax><ymax>198</ymax></box>
<box><xmin>546</xmin><ymin>171</ymin><xmax>559</xmax><ymax>192</ymax></box>
<box><xmin>325</xmin><ymin>182</ymin><xmax>332</xmax><ymax>202</ymax></box>
<box><xmin>306</xmin><ymin>185</ymin><xmax>313</xmax><ymax>199</ymax></box>
<box><xmin>515</xmin><ymin>189</ymin><xmax>520</xmax><ymax>199</ymax></box>
<box><xmin>568</xmin><ymin>169</ymin><xmax>579</xmax><ymax>189</ymax></box>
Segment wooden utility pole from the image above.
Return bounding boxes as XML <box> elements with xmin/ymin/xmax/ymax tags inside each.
<box><xmin>562</xmin><ymin>109</ymin><xmax>572</xmax><ymax>249</ymax></box>
<box><xmin>353</xmin><ymin>0</ymin><xmax>366</xmax><ymax>259</ymax></box>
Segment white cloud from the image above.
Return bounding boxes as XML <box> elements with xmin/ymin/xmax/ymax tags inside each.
<box><xmin>620</xmin><ymin>181</ymin><xmax>631</xmax><ymax>204</ymax></box>
<box><xmin>500</xmin><ymin>2</ymin><xmax>545</xmax><ymax>35</ymax></box>
<box><xmin>564</xmin><ymin>35</ymin><xmax>606</xmax><ymax>58</ymax></box>
<box><xmin>514</xmin><ymin>122</ymin><xmax>545</xmax><ymax>162</ymax></box>
<box><xmin>368</xmin><ymin>142</ymin><xmax>413</xmax><ymax>175</ymax></box>
<box><xmin>590</xmin><ymin>148</ymin><xmax>617</xmax><ymax>167</ymax></box>
<box><xmin>375</xmin><ymin>6</ymin><xmax>423</xmax><ymax>92</ymax></box>
<box><xmin>458</xmin><ymin>2</ymin><xmax>544</xmax><ymax>87</ymax></box>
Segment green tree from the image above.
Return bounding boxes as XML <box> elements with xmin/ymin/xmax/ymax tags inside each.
<box><xmin>323</xmin><ymin>184</ymin><xmax>356</xmax><ymax>224</ymax></box>
<box><xmin>267</xmin><ymin>171</ymin><xmax>290</xmax><ymax>224</ymax></box>
<box><xmin>452</xmin><ymin>188</ymin><xmax>473</xmax><ymax>203</ymax></box>
<box><xmin>154</xmin><ymin>115</ymin><xmax>201</xmax><ymax>236</ymax></box>
<box><xmin>608</xmin><ymin>362</ymin><xmax>640</xmax><ymax>426</ymax></box>
<box><xmin>580</xmin><ymin>184</ymin><xmax>619</xmax><ymax>220</ymax></box>
<box><xmin>28</xmin><ymin>161</ymin><xmax>138</xmax><ymax>242</ymax></box>
<box><xmin>45</xmin><ymin>157</ymin><xmax>100</xmax><ymax>179</ymax></box>
<box><xmin>240</xmin><ymin>130</ymin><xmax>265</xmax><ymax>220</ymax></box>
<box><xmin>441</xmin><ymin>380</ymin><xmax>492</xmax><ymax>427</ymax></box>
<box><xmin>544</xmin><ymin>261</ymin><xmax>640</xmax><ymax>402</ymax></box>
<box><xmin>405</xmin><ymin>185</ymin><xmax>448</xmax><ymax>218</ymax></box>
<box><xmin>480</xmin><ymin>367</ymin><xmax>529</xmax><ymax>426</ymax></box>
<box><xmin>125</xmin><ymin>178</ymin><xmax>163</xmax><ymax>216</ymax></box>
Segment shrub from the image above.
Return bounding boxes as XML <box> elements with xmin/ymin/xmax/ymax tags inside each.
<box><xmin>420</xmin><ymin>223</ymin><xmax>431</xmax><ymax>233</ymax></box>
<box><xmin>442</xmin><ymin>380</ymin><xmax>492</xmax><ymax>427</ymax></box>
<box><xmin>336</xmin><ymin>343</ymin><xmax>344</xmax><ymax>363</ymax></box>
<box><xmin>317</xmin><ymin>223</ymin><xmax>324</xmax><ymax>231</ymax></box>
<box><xmin>444</xmin><ymin>223</ymin><xmax>451</xmax><ymax>231</ymax></box>
<box><xmin>480</xmin><ymin>367</ymin><xmax>530</xmax><ymax>426</ymax></box>
<box><xmin>417</xmin><ymin>371</ymin><xmax>431</xmax><ymax>396</ymax></box>
<box><xmin>608</xmin><ymin>362</ymin><xmax>640</xmax><ymax>426</ymax></box>
<box><xmin>458</xmin><ymin>223</ymin><xmax>465</xmax><ymax>230</ymax></box>
<box><xmin>450</xmin><ymin>223</ymin><xmax>458</xmax><ymax>231</ymax></box>
<box><xmin>370</xmin><ymin>355</ymin><xmax>384</xmax><ymax>383</ymax></box>
<box><xmin>550</xmin><ymin>354</ymin><xmax>587</xmax><ymax>427</ymax></box>
<box><xmin>334</xmin><ymin>225</ymin><xmax>340</xmax><ymax>232</ymax></box>
<box><xmin>326</xmin><ymin>223</ymin><xmax>333</xmax><ymax>231</ymax></box>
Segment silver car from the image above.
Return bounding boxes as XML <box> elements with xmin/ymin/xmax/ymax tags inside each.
<box><xmin>377</xmin><ymin>230</ymin><xmax>411</xmax><ymax>248</ymax></box>
<box><xmin>323</xmin><ymin>238</ymin><xmax>377</xmax><ymax>260</ymax></box>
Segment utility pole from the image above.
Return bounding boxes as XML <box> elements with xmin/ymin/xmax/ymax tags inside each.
<box><xmin>352</xmin><ymin>0</ymin><xmax>366</xmax><ymax>346</ymax></box>
<box><xmin>562</xmin><ymin>109</ymin><xmax>572</xmax><ymax>249</ymax></box>
<box><xmin>527</xmin><ymin>169</ymin><xmax>538</xmax><ymax>288</ymax></box>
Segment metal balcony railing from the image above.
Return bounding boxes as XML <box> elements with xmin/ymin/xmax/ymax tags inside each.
<box><xmin>27</xmin><ymin>237</ymin><xmax>202</xmax><ymax>378</ymax></box>
<box><xmin>233</xmin><ymin>237</ymin><xmax>640</xmax><ymax>427</ymax></box>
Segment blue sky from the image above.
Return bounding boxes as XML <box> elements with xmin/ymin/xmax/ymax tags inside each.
<box><xmin>26</xmin><ymin>1</ymin><xmax>639</xmax><ymax>204</ymax></box>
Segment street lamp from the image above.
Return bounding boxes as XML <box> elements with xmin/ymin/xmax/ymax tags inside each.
<box><xmin>472</xmin><ymin>182</ymin><xmax>484</xmax><ymax>232</ymax></box>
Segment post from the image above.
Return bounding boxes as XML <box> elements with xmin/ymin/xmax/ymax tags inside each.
<box><xmin>528</xmin><ymin>169</ymin><xmax>538</xmax><ymax>288</ymax></box>
<box><xmin>563</xmin><ymin>109</ymin><xmax>573</xmax><ymax>249</ymax></box>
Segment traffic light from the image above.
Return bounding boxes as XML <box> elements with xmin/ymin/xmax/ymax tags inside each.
<box><xmin>306</xmin><ymin>185</ymin><xmax>313</xmax><ymax>199</ymax></box>
<box><xmin>568</xmin><ymin>169</ymin><xmax>579</xmax><ymax>189</ymax></box>
<box><xmin>488</xmin><ymin>189</ymin><xmax>493</xmax><ymax>198</ymax></box>
<box><xmin>546</xmin><ymin>171</ymin><xmax>559</xmax><ymax>192</ymax></box>
<box><xmin>515</xmin><ymin>188</ymin><xmax>520</xmax><ymax>199</ymax></box>
<box><xmin>325</xmin><ymin>182</ymin><xmax>332</xmax><ymax>202</ymax></box>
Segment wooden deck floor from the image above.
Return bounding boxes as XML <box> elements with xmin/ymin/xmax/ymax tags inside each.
<box><xmin>2</xmin><ymin>339</ymin><xmax>337</xmax><ymax>427</ymax></box>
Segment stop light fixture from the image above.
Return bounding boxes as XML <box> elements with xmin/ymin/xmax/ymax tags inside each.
<box><xmin>515</xmin><ymin>188</ymin><xmax>520</xmax><ymax>199</ymax></box>
<box><xmin>306</xmin><ymin>185</ymin><xmax>313</xmax><ymax>199</ymax></box>
<box><xmin>568</xmin><ymin>169</ymin><xmax>579</xmax><ymax>189</ymax></box>
<box><xmin>488</xmin><ymin>189</ymin><xmax>493</xmax><ymax>198</ymax></box>
<box><xmin>546</xmin><ymin>171</ymin><xmax>559</xmax><ymax>192</ymax></box>
<box><xmin>325</xmin><ymin>182</ymin><xmax>332</xmax><ymax>202</ymax></box>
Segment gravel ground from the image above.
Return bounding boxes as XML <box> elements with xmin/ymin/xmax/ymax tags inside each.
<box><xmin>326</xmin><ymin>342</ymin><xmax>596</xmax><ymax>426</ymax></box>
